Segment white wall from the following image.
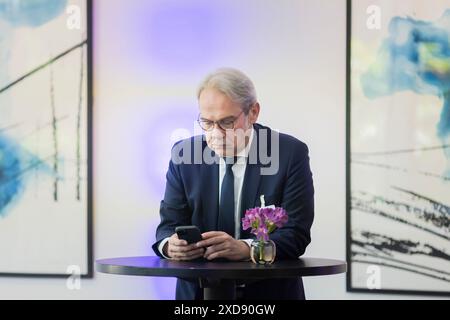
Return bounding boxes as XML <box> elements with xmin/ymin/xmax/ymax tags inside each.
<box><xmin>0</xmin><ymin>0</ymin><xmax>446</xmax><ymax>300</ymax></box>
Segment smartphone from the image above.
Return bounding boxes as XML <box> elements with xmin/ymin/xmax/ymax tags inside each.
<box><xmin>175</xmin><ymin>225</ymin><xmax>203</xmax><ymax>244</ymax></box>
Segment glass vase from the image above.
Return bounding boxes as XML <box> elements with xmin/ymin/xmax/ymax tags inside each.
<box><xmin>250</xmin><ymin>239</ymin><xmax>276</xmax><ymax>265</ymax></box>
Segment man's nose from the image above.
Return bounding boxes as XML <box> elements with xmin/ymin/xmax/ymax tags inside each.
<box><xmin>211</xmin><ymin>122</ymin><xmax>226</xmax><ymax>132</ymax></box>
<box><xmin>211</xmin><ymin>125</ymin><xmax>226</xmax><ymax>137</ymax></box>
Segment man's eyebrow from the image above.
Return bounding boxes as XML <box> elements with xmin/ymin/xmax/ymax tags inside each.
<box><xmin>200</xmin><ymin>115</ymin><xmax>236</xmax><ymax>121</ymax></box>
<box><xmin>219</xmin><ymin>116</ymin><xmax>236</xmax><ymax>121</ymax></box>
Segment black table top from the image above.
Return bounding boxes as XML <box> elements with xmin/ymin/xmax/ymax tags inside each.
<box><xmin>96</xmin><ymin>256</ymin><xmax>347</xmax><ymax>280</ymax></box>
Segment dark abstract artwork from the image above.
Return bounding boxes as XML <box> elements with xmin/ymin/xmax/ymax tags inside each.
<box><xmin>0</xmin><ymin>0</ymin><xmax>91</xmax><ymax>276</ymax></box>
<box><xmin>348</xmin><ymin>0</ymin><xmax>450</xmax><ymax>295</ymax></box>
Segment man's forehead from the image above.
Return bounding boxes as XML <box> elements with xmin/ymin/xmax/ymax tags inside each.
<box><xmin>199</xmin><ymin>104</ymin><xmax>241</xmax><ymax>120</ymax></box>
<box><xmin>199</xmin><ymin>111</ymin><xmax>237</xmax><ymax>120</ymax></box>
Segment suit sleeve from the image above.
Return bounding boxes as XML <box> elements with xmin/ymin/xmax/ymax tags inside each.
<box><xmin>151</xmin><ymin>155</ymin><xmax>192</xmax><ymax>258</ymax></box>
<box><xmin>269</xmin><ymin>142</ymin><xmax>314</xmax><ymax>260</ymax></box>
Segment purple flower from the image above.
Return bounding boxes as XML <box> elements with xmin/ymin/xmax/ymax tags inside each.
<box><xmin>242</xmin><ymin>206</ymin><xmax>288</xmax><ymax>241</ymax></box>
<box><xmin>256</xmin><ymin>227</ymin><xmax>269</xmax><ymax>242</ymax></box>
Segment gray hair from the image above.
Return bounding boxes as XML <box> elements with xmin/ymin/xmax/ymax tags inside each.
<box><xmin>197</xmin><ymin>68</ymin><xmax>257</xmax><ymax>114</ymax></box>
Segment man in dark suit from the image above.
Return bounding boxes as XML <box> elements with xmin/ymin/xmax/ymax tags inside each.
<box><xmin>152</xmin><ymin>68</ymin><xmax>314</xmax><ymax>300</ymax></box>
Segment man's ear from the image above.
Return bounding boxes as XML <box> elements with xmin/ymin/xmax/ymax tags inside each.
<box><xmin>248</xmin><ymin>102</ymin><xmax>260</xmax><ymax>124</ymax></box>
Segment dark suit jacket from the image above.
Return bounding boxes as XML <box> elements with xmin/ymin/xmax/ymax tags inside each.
<box><xmin>151</xmin><ymin>123</ymin><xmax>315</xmax><ymax>300</ymax></box>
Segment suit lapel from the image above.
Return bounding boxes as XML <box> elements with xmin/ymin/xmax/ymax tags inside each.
<box><xmin>201</xmin><ymin>142</ymin><xmax>220</xmax><ymax>232</ymax></box>
<box><xmin>239</xmin><ymin>124</ymin><xmax>264</xmax><ymax>238</ymax></box>
<box><xmin>240</xmin><ymin>162</ymin><xmax>261</xmax><ymax>216</ymax></box>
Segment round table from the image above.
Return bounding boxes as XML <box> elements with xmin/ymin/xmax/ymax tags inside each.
<box><xmin>96</xmin><ymin>256</ymin><xmax>347</xmax><ymax>300</ymax></box>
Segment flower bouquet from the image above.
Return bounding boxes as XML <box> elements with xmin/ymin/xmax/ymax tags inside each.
<box><xmin>242</xmin><ymin>204</ymin><xmax>288</xmax><ymax>265</ymax></box>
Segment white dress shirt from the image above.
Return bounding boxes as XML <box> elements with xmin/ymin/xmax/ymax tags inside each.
<box><xmin>158</xmin><ymin>129</ymin><xmax>255</xmax><ymax>258</ymax></box>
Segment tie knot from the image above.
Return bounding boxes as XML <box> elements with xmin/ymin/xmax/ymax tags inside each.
<box><xmin>224</xmin><ymin>156</ymin><xmax>237</xmax><ymax>167</ymax></box>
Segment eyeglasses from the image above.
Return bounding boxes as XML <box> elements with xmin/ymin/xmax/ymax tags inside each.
<box><xmin>197</xmin><ymin>111</ymin><xmax>245</xmax><ymax>131</ymax></box>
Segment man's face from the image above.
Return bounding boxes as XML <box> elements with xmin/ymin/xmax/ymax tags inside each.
<box><xmin>198</xmin><ymin>88</ymin><xmax>258</xmax><ymax>157</ymax></box>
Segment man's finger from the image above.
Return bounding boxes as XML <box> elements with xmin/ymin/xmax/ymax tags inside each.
<box><xmin>205</xmin><ymin>249</ymin><xmax>230</xmax><ymax>260</ymax></box>
<box><xmin>201</xmin><ymin>231</ymin><xmax>226</xmax><ymax>239</ymax></box>
<box><xmin>179</xmin><ymin>251</ymin><xmax>205</xmax><ymax>261</ymax></box>
<box><xmin>171</xmin><ymin>241</ymin><xmax>195</xmax><ymax>249</ymax></box>
<box><xmin>171</xmin><ymin>248</ymin><xmax>204</xmax><ymax>259</ymax></box>
<box><xmin>203</xmin><ymin>242</ymin><xmax>228</xmax><ymax>257</ymax></box>
<box><xmin>196</xmin><ymin>235</ymin><xmax>228</xmax><ymax>248</ymax></box>
<box><xmin>170</xmin><ymin>243</ymin><xmax>197</xmax><ymax>253</ymax></box>
<box><xmin>171</xmin><ymin>238</ymin><xmax>188</xmax><ymax>246</ymax></box>
<box><xmin>185</xmin><ymin>248</ymin><xmax>205</xmax><ymax>257</ymax></box>
<box><xmin>171</xmin><ymin>248</ymin><xmax>202</xmax><ymax>258</ymax></box>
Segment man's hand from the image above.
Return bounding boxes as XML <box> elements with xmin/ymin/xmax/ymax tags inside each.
<box><xmin>196</xmin><ymin>231</ymin><xmax>250</xmax><ymax>261</ymax></box>
<box><xmin>163</xmin><ymin>233</ymin><xmax>205</xmax><ymax>261</ymax></box>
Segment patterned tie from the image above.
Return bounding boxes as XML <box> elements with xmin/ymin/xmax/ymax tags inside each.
<box><xmin>218</xmin><ymin>157</ymin><xmax>236</xmax><ymax>237</ymax></box>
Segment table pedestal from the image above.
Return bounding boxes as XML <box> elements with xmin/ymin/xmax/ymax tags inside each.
<box><xmin>200</xmin><ymin>279</ymin><xmax>236</xmax><ymax>300</ymax></box>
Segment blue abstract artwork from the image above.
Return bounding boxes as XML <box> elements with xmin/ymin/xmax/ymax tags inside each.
<box><xmin>348</xmin><ymin>0</ymin><xmax>450</xmax><ymax>296</ymax></box>
<box><xmin>0</xmin><ymin>0</ymin><xmax>91</xmax><ymax>276</ymax></box>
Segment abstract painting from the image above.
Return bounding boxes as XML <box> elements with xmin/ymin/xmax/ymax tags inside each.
<box><xmin>347</xmin><ymin>0</ymin><xmax>450</xmax><ymax>295</ymax></box>
<box><xmin>0</xmin><ymin>0</ymin><xmax>92</xmax><ymax>277</ymax></box>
